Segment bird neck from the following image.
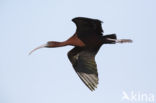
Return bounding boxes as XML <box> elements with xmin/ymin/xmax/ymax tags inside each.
<box><xmin>46</xmin><ymin>41</ymin><xmax>68</xmax><ymax>48</ymax></box>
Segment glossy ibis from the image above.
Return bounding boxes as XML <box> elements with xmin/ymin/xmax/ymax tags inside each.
<box><xmin>29</xmin><ymin>17</ymin><xmax>132</xmax><ymax>91</ymax></box>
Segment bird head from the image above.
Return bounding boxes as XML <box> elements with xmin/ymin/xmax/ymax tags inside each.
<box><xmin>29</xmin><ymin>41</ymin><xmax>60</xmax><ymax>55</ymax></box>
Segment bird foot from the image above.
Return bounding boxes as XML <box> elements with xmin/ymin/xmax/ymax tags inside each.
<box><xmin>116</xmin><ymin>39</ymin><xmax>133</xmax><ymax>43</ymax></box>
<box><xmin>107</xmin><ymin>38</ymin><xmax>132</xmax><ymax>43</ymax></box>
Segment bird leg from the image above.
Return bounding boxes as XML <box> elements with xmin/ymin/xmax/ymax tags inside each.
<box><xmin>107</xmin><ymin>38</ymin><xmax>133</xmax><ymax>43</ymax></box>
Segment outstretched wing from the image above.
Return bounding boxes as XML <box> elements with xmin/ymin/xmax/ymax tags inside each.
<box><xmin>72</xmin><ymin>17</ymin><xmax>103</xmax><ymax>45</ymax></box>
<box><xmin>67</xmin><ymin>47</ymin><xmax>98</xmax><ymax>91</ymax></box>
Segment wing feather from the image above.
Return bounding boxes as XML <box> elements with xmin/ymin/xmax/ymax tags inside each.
<box><xmin>68</xmin><ymin>47</ymin><xmax>99</xmax><ymax>91</ymax></box>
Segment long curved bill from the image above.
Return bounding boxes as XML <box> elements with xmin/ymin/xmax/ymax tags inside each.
<box><xmin>29</xmin><ymin>44</ymin><xmax>47</xmax><ymax>55</ymax></box>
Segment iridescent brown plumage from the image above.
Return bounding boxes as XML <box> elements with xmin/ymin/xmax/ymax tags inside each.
<box><xmin>29</xmin><ymin>17</ymin><xmax>132</xmax><ymax>91</ymax></box>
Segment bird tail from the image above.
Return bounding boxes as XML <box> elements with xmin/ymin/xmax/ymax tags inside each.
<box><xmin>103</xmin><ymin>34</ymin><xmax>133</xmax><ymax>44</ymax></box>
<box><xmin>103</xmin><ymin>34</ymin><xmax>117</xmax><ymax>44</ymax></box>
<box><xmin>104</xmin><ymin>34</ymin><xmax>117</xmax><ymax>39</ymax></box>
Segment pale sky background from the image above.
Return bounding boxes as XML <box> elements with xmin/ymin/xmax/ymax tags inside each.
<box><xmin>0</xmin><ymin>0</ymin><xmax>156</xmax><ymax>103</ymax></box>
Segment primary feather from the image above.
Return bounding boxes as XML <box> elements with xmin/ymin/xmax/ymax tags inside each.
<box><xmin>68</xmin><ymin>47</ymin><xmax>99</xmax><ymax>91</ymax></box>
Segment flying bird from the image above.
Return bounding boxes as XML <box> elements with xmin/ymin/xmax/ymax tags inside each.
<box><xmin>29</xmin><ymin>17</ymin><xmax>132</xmax><ymax>91</ymax></box>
